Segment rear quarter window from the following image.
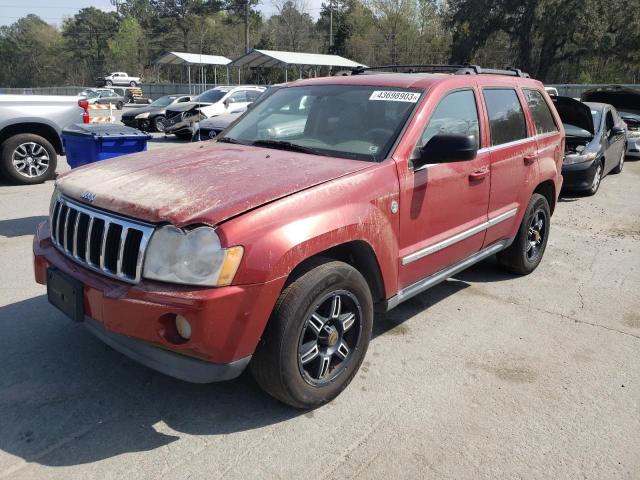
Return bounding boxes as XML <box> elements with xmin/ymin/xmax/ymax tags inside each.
<box><xmin>524</xmin><ymin>89</ymin><xmax>558</xmax><ymax>135</ymax></box>
<box><xmin>483</xmin><ymin>88</ymin><xmax>528</xmax><ymax>146</ymax></box>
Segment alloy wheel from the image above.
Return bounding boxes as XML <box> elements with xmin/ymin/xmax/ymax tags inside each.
<box><xmin>526</xmin><ymin>209</ymin><xmax>547</xmax><ymax>261</ymax></box>
<box><xmin>592</xmin><ymin>163</ymin><xmax>602</xmax><ymax>191</ymax></box>
<box><xmin>12</xmin><ymin>142</ymin><xmax>50</xmax><ymax>178</ymax></box>
<box><xmin>297</xmin><ymin>290</ymin><xmax>362</xmax><ymax>386</ymax></box>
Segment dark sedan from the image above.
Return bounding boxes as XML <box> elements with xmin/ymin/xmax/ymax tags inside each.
<box><xmin>554</xmin><ymin>97</ymin><xmax>627</xmax><ymax>195</ymax></box>
<box><xmin>121</xmin><ymin>95</ymin><xmax>191</xmax><ymax>132</ymax></box>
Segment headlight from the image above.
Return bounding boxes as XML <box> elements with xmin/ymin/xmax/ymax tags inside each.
<box><xmin>143</xmin><ymin>225</ymin><xmax>243</xmax><ymax>286</ymax></box>
<box><xmin>135</xmin><ymin>112</ymin><xmax>150</xmax><ymax>119</ymax></box>
<box><xmin>563</xmin><ymin>152</ymin><xmax>596</xmax><ymax>165</ymax></box>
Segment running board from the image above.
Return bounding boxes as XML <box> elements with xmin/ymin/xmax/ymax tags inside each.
<box><xmin>385</xmin><ymin>240</ymin><xmax>511</xmax><ymax>311</ymax></box>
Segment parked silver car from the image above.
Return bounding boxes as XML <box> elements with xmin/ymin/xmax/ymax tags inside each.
<box><xmin>0</xmin><ymin>95</ymin><xmax>84</xmax><ymax>184</ymax></box>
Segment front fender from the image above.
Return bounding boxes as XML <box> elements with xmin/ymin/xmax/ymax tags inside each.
<box><xmin>218</xmin><ymin>162</ymin><xmax>401</xmax><ymax>298</ymax></box>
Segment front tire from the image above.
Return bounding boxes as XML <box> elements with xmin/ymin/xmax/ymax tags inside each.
<box><xmin>251</xmin><ymin>259</ymin><xmax>373</xmax><ymax>409</ymax></box>
<box><xmin>105</xmin><ymin>80</ymin><xmax>113</xmax><ymax>86</ymax></box>
<box><xmin>0</xmin><ymin>134</ymin><xmax>57</xmax><ymax>185</ymax></box>
<box><xmin>129</xmin><ymin>81</ymin><xmax>137</xmax><ymax>87</ymax></box>
<box><xmin>153</xmin><ymin>116</ymin><xmax>166</xmax><ymax>132</ymax></box>
<box><xmin>585</xmin><ymin>160</ymin><xmax>603</xmax><ymax>196</ymax></box>
<box><xmin>497</xmin><ymin>193</ymin><xmax>550</xmax><ymax>275</ymax></box>
<box><xmin>116</xmin><ymin>101</ymin><xmax>124</xmax><ymax>110</ymax></box>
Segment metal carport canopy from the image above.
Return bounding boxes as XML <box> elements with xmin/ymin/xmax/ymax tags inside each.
<box><xmin>228</xmin><ymin>49</ymin><xmax>365</xmax><ymax>69</ymax></box>
<box><xmin>154</xmin><ymin>51</ymin><xmax>232</xmax><ymax>66</ymax></box>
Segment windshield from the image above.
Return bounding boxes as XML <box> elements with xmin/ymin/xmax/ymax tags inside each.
<box><xmin>151</xmin><ymin>95</ymin><xmax>177</xmax><ymax>107</ymax></box>
<box><xmin>221</xmin><ymin>85</ymin><xmax>421</xmax><ymax>161</ymax></box>
<box><xmin>194</xmin><ymin>89</ymin><xmax>227</xmax><ymax>103</ymax></box>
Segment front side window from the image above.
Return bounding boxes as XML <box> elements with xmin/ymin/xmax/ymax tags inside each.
<box><xmin>195</xmin><ymin>89</ymin><xmax>227</xmax><ymax>103</ymax></box>
<box><xmin>419</xmin><ymin>89</ymin><xmax>480</xmax><ymax>148</ymax></box>
<box><xmin>222</xmin><ymin>85</ymin><xmax>422</xmax><ymax>162</ymax></box>
<box><xmin>605</xmin><ymin>111</ymin><xmax>614</xmax><ymax>132</ymax></box>
<box><xmin>483</xmin><ymin>88</ymin><xmax>528</xmax><ymax>145</ymax></box>
<box><xmin>524</xmin><ymin>89</ymin><xmax>558</xmax><ymax>135</ymax></box>
<box><xmin>228</xmin><ymin>91</ymin><xmax>248</xmax><ymax>103</ymax></box>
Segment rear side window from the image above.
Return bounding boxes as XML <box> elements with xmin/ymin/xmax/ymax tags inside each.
<box><xmin>419</xmin><ymin>89</ymin><xmax>480</xmax><ymax>148</ymax></box>
<box><xmin>524</xmin><ymin>89</ymin><xmax>558</xmax><ymax>134</ymax></box>
<box><xmin>483</xmin><ymin>89</ymin><xmax>528</xmax><ymax>145</ymax></box>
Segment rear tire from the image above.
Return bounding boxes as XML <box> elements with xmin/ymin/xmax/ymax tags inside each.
<box><xmin>129</xmin><ymin>81</ymin><xmax>137</xmax><ymax>87</ymax></box>
<box><xmin>497</xmin><ymin>193</ymin><xmax>550</xmax><ymax>275</ymax></box>
<box><xmin>251</xmin><ymin>259</ymin><xmax>373</xmax><ymax>409</ymax></box>
<box><xmin>0</xmin><ymin>133</ymin><xmax>57</xmax><ymax>185</ymax></box>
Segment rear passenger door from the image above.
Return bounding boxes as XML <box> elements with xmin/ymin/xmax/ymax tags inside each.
<box><xmin>481</xmin><ymin>88</ymin><xmax>538</xmax><ymax>246</ymax></box>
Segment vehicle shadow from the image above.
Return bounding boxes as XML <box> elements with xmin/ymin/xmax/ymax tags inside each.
<box><xmin>0</xmin><ymin>215</ymin><xmax>47</xmax><ymax>238</ymax></box>
<box><xmin>0</xmin><ymin>257</ymin><xmax>510</xmax><ymax>468</ymax></box>
<box><xmin>0</xmin><ymin>295</ymin><xmax>301</xmax><ymax>468</ymax></box>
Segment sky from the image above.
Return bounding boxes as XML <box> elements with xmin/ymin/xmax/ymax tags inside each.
<box><xmin>0</xmin><ymin>0</ymin><xmax>326</xmax><ymax>27</ymax></box>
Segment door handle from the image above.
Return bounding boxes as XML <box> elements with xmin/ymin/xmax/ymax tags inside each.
<box><xmin>524</xmin><ymin>153</ymin><xmax>537</xmax><ymax>165</ymax></box>
<box><xmin>468</xmin><ymin>167</ymin><xmax>489</xmax><ymax>181</ymax></box>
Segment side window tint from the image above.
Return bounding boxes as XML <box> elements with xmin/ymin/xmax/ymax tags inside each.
<box><xmin>524</xmin><ymin>89</ymin><xmax>558</xmax><ymax>134</ymax></box>
<box><xmin>483</xmin><ymin>89</ymin><xmax>528</xmax><ymax>145</ymax></box>
<box><xmin>420</xmin><ymin>90</ymin><xmax>480</xmax><ymax>148</ymax></box>
<box><xmin>229</xmin><ymin>91</ymin><xmax>247</xmax><ymax>103</ymax></box>
<box><xmin>605</xmin><ymin>111</ymin><xmax>614</xmax><ymax>131</ymax></box>
<box><xmin>247</xmin><ymin>90</ymin><xmax>261</xmax><ymax>102</ymax></box>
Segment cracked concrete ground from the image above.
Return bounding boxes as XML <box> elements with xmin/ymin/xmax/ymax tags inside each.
<box><xmin>0</xmin><ymin>138</ymin><xmax>638</xmax><ymax>479</ymax></box>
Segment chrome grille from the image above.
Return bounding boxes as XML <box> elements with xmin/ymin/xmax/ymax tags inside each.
<box><xmin>50</xmin><ymin>195</ymin><xmax>154</xmax><ymax>283</ymax></box>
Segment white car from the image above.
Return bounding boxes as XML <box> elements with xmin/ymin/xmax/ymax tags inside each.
<box><xmin>97</xmin><ymin>72</ymin><xmax>140</xmax><ymax>87</ymax></box>
<box><xmin>163</xmin><ymin>86</ymin><xmax>266</xmax><ymax>138</ymax></box>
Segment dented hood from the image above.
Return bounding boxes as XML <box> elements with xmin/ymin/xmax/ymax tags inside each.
<box><xmin>552</xmin><ymin>96</ymin><xmax>595</xmax><ymax>135</ymax></box>
<box><xmin>56</xmin><ymin>142</ymin><xmax>372</xmax><ymax>227</ymax></box>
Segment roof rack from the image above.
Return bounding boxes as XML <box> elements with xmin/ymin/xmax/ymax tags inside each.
<box><xmin>350</xmin><ymin>64</ymin><xmax>530</xmax><ymax>78</ymax></box>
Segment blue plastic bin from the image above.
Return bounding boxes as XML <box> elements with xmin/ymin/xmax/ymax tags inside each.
<box><xmin>62</xmin><ymin>123</ymin><xmax>151</xmax><ymax>168</ymax></box>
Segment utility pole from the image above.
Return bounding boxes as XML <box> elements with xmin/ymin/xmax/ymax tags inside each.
<box><xmin>329</xmin><ymin>0</ymin><xmax>333</xmax><ymax>51</ymax></box>
<box><xmin>244</xmin><ymin>0</ymin><xmax>249</xmax><ymax>53</ymax></box>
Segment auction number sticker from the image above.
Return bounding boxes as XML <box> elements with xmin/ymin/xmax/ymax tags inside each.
<box><xmin>369</xmin><ymin>91</ymin><xmax>420</xmax><ymax>103</ymax></box>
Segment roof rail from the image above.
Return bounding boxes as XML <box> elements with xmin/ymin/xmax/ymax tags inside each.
<box><xmin>350</xmin><ymin>64</ymin><xmax>530</xmax><ymax>78</ymax></box>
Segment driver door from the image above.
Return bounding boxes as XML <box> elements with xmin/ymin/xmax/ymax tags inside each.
<box><xmin>397</xmin><ymin>88</ymin><xmax>491</xmax><ymax>288</ymax></box>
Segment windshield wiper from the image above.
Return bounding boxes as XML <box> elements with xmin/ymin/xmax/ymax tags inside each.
<box><xmin>251</xmin><ymin>139</ymin><xmax>325</xmax><ymax>156</ymax></box>
<box><xmin>216</xmin><ymin>137</ymin><xmax>244</xmax><ymax>145</ymax></box>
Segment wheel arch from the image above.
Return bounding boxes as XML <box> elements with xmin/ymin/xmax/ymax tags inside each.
<box><xmin>0</xmin><ymin>122</ymin><xmax>63</xmax><ymax>155</ymax></box>
<box><xmin>533</xmin><ymin>180</ymin><xmax>556</xmax><ymax>215</ymax></box>
<box><xmin>284</xmin><ymin>240</ymin><xmax>386</xmax><ymax>306</ymax></box>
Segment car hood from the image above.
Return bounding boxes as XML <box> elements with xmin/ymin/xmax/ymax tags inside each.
<box><xmin>581</xmin><ymin>85</ymin><xmax>640</xmax><ymax>114</ymax></box>
<box><xmin>56</xmin><ymin>142</ymin><xmax>373</xmax><ymax>227</ymax></box>
<box><xmin>199</xmin><ymin>112</ymin><xmax>243</xmax><ymax>129</ymax></box>
<box><xmin>121</xmin><ymin>105</ymin><xmax>166</xmax><ymax>118</ymax></box>
<box><xmin>166</xmin><ymin>102</ymin><xmax>213</xmax><ymax>113</ymax></box>
<box><xmin>552</xmin><ymin>96</ymin><xmax>595</xmax><ymax>135</ymax></box>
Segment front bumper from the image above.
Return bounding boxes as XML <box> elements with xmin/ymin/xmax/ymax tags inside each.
<box><xmin>626</xmin><ymin>136</ymin><xmax>640</xmax><ymax>158</ymax></box>
<box><xmin>33</xmin><ymin>221</ymin><xmax>284</xmax><ymax>383</ymax></box>
<box><xmin>561</xmin><ymin>158</ymin><xmax>598</xmax><ymax>191</ymax></box>
<box><xmin>163</xmin><ymin>116</ymin><xmax>193</xmax><ymax>135</ymax></box>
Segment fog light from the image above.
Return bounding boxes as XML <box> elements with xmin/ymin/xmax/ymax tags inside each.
<box><xmin>175</xmin><ymin>315</ymin><xmax>192</xmax><ymax>340</ymax></box>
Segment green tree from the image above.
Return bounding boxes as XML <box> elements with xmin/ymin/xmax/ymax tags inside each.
<box><xmin>109</xmin><ymin>17</ymin><xmax>144</xmax><ymax>74</ymax></box>
<box><xmin>0</xmin><ymin>15</ymin><xmax>65</xmax><ymax>87</ymax></box>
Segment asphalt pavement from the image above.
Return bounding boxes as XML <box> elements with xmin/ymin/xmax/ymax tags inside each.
<box><xmin>0</xmin><ymin>135</ymin><xmax>639</xmax><ymax>479</ymax></box>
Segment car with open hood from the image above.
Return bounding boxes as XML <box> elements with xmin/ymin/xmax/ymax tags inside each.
<box><xmin>553</xmin><ymin>96</ymin><xmax>626</xmax><ymax>195</ymax></box>
<box><xmin>121</xmin><ymin>95</ymin><xmax>191</xmax><ymax>132</ymax></box>
<box><xmin>163</xmin><ymin>85</ymin><xmax>265</xmax><ymax>139</ymax></box>
<box><xmin>581</xmin><ymin>85</ymin><xmax>640</xmax><ymax>159</ymax></box>
<box><xmin>34</xmin><ymin>66</ymin><xmax>563</xmax><ymax>408</ymax></box>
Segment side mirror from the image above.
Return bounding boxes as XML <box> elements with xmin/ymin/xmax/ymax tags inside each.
<box><xmin>610</xmin><ymin>126</ymin><xmax>625</xmax><ymax>136</ymax></box>
<box><xmin>412</xmin><ymin>134</ymin><xmax>478</xmax><ymax>170</ymax></box>
<box><xmin>223</xmin><ymin>98</ymin><xmax>231</xmax><ymax>108</ymax></box>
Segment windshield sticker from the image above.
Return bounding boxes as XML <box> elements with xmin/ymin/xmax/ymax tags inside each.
<box><xmin>369</xmin><ymin>91</ymin><xmax>420</xmax><ymax>103</ymax></box>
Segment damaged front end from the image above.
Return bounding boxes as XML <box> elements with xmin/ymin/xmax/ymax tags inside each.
<box><xmin>164</xmin><ymin>107</ymin><xmax>207</xmax><ymax>136</ymax></box>
<box><xmin>552</xmin><ymin>96</ymin><xmax>598</xmax><ymax>163</ymax></box>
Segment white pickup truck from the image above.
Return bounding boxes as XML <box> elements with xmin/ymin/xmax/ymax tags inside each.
<box><xmin>96</xmin><ymin>72</ymin><xmax>140</xmax><ymax>87</ymax></box>
<box><xmin>0</xmin><ymin>95</ymin><xmax>84</xmax><ymax>184</ymax></box>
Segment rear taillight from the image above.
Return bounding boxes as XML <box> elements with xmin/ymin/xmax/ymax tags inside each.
<box><xmin>78</xmin><ymin>99</ymin><xmax>89</xmax><ymax>124</ymax></box>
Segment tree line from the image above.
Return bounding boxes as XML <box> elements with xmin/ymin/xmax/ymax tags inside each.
<box><xmin>0</xmin><ymin>0</ymin><xmax>638</xmax><ymax>88</ymax></box>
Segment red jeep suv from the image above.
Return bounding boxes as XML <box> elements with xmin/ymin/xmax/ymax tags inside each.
<box><xmin>34</xmin><ymin>65</ymin><xmax>563</xmax><ymax>408</ymax></box>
